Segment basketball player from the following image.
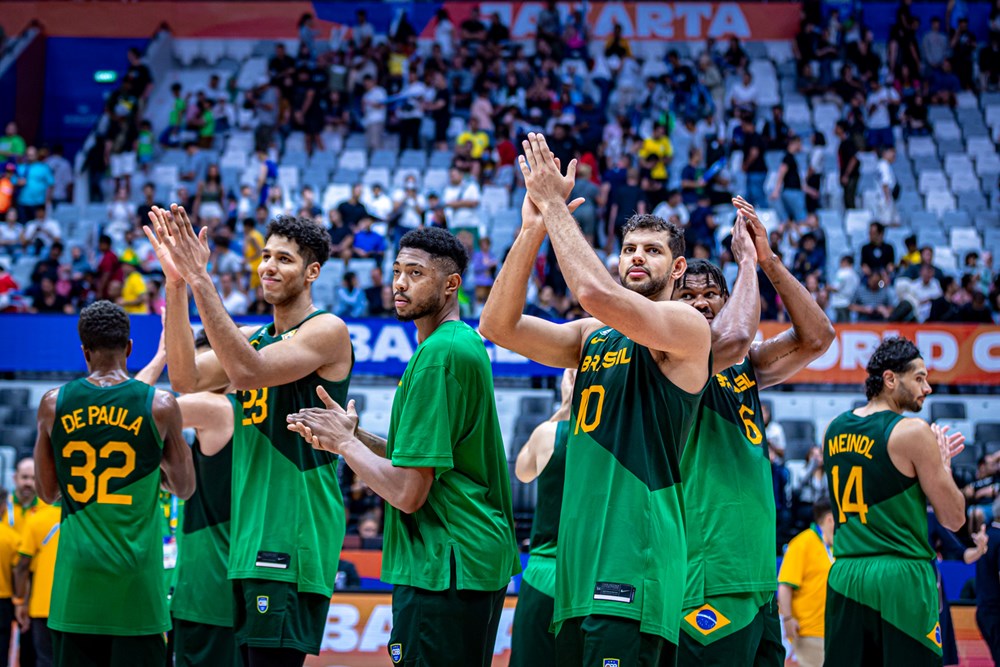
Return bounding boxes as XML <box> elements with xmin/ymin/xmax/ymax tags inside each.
<box><xmin>145</xmin><ymin>205</ymin><xmax>353</xmax><ymax>666</ymax></box>
<box><xmin>287</xmin><ymin>227</ymin><xmax>519</xmax><ymax>667</ymax></box>
<box><xmin>480</xmin><ymin>133</ymin><xmax>712</xmax><ymax>664</ymax></box>
<box><xmin>509</xmin><ymin>368</ymin><xmax>575</xmax><ymax>667</ymax></box>
<box><xmin>136</xmin><ymin>329</ymin><xmax>241</xmax><ymax>667</ymax></box>
<box><xmin>33</xmin><ymin>300</ymin><xmax>195</xmax><ymax>667</ymax></box>
<box><xmin>824</xmin><ymin>336</ymin><xmax>966</xmax><ymax>666</ymax></box>
<box><xmin>673</xmin><ymin>197</ymin><xmax>835</xmax><ymax>666</ymax></box>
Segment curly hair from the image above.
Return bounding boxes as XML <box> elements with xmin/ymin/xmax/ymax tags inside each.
<box><xmin>266</xmin><ymin>215</ymin><xmax>331</xmax><ymax>267</ymax></box>
<box><xmin>399</xmin><ymin>227</ymin><xmax>469</xmax><ymax>275</ymax></box>
<box><xmin>78</xmin><ymin>300</ymin><xmax>130</xmax><ymax>351</ymax></box>
<box><xmin>678</xmin><ymin>258</ymin><xmax>730</xmax><ymax>298</ymax></box>
<box><xmin>621</xmin><ymin>213</ymin><xmax>685</xmax><ymax>259</ymax></box>
<box><xmin>864</xmin><ymin>336</ymin><xmax>922</xmax><ymax>400</ymax></box>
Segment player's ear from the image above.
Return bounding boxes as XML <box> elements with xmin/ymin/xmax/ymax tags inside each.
<box><xmin>444</xmin><ymin>271</ymin><xmax>462</xmax><ymax>297</ymax></box>
<box><xmin>671</xmin><ymin>255</ymin><xmax>688</xmax><ymax>281</ymax></box>
<box><xmin>305</xmin><ymin>261</ymin><xmax>321</xmax><ymax>284</ymax></box>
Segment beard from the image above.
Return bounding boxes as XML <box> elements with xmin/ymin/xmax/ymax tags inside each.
<box><xmin>622</xmin><ymin>272</ymin><xmax>671</xmax><ymax>298</ymax></box>
<box><xmin>394</xmin><ymin>292</ymin><xmax>444</xmax><ymax>322</ymax></box>
<box><xmin>899</xmin><ymin>389</ymin><xmax>925</xmax><ymax>413</ymax></box>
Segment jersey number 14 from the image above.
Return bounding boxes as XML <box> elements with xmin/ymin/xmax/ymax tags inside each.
<box><xmin>831</xmin><ymin>465</ymin><xmax>869</xmax><ymax>524</ymax></box>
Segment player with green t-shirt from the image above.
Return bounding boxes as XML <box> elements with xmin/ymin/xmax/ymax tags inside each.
<box><xmin>32</xmin><ymin>301</ymin><xmax>195</xmax><ymax>667</ymax></box>
<box><xmin>146</xmin><ymin>206</ymin><xmax>353</xmax><ymax>666</ymax></box>
<box><xmin>509</xmin><ymin>368</ymin><xmax>575</xmax><ymax>667</ymax></box>
<box><xmin>288</xmin><ymin>227</ymin><xmax>519</xmax><ymax>667</ymax></box>
<box><xmin>824</xmin><ymin>337</ymin><xmax>966</xmax><ymax>666</ymax></box>
<box><xmin>480</xmin><ymin>133</ymin><xmax>712</xmax><ymax>664</ymax></box>
<box><xmin>671</xmin><ymin>198</ymin><xmax>835</xmax><ymax>666</ymax></box>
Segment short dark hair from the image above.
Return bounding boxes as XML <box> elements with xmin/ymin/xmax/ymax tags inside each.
<box><xmin>813</xmin><ymin>496</ymin><xmax>832</xmax><ymax>522</ymax></box>
<box><xmin>870</xmin><ymin>221</ymin><xmax>885</xmax><ymax>234</ymax></box>
<box><xmin>265</xmin><ymin>215</ymin><xmax>331</xmax><ymax>266</ymax></box>
<box><xmin>78</xmin><ymin>300</ymin><xmax>130</xmax><ymax>352</ymax></box>
<box><xmin>193</xmin><ymin>328</ymin><xmax>212</xmax><ymax>350</ymax></box>
<box><xmin>864</xmin><ymin>336</ymin><xmax>922</xmax><ymax>400</ymax></box>
<box><xmin>399</xmin><ymin>227</ymin><xmax>469</xmax><ymax>275</ymax></box>
<box><xmin>679</xmin><ymin>258</ymin><xmax>730</xmax><ymax>298</ymax></box>
<box><xmin>621</xmin><ymin>213</ymin><xmax>685</xmax><ymax>259</ymax></box>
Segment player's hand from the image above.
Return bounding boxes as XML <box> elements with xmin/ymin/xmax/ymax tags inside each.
<box><xmin>973</xmin><ymin>524</ymin><xmax>989</xmax><ymax>554</ymax></box>
<box><xmin>520</xmin><ymin>189</ymin><xmax>586</xmax><ymax>236</ymax></box>
<box><xmin>931</xmin><ymin>423</ymin><xmax>965</xmax><ymax>469</ymax></box>
<box><xmin>146</xmin><ymin>204</ymin><xmax>211</xmax><ymax>284</ymax></box>
<box><xmin>145</xmin><ymin>207</ymin><xmax>185</xmax><ymax>287</ymax></box>
<box><xmin>14</xmin><ymin>604</ymin><xmax>29</xmax><ymax>631</ymax></box>
<box><xmin>286</xmin><ymin>386</ymin><xmax>359</xmax><ymax>454</ymax></box>
<box><xmin>733</xmin><ymin>196</ymin><xmax>775</xmax><ymax>263</ymax></box>
<box><xmin>783</xmin><ymin>616</ymin><xmax>799</xmax><ymax>642</ymax></box>
<box><xmin>729</xmin><ymin>211</ymin><xmax>758</xmax><ymax>267</ymax></box>
<box><xmin>518</xmin><ymin>133</ymin><xmax>577</xmax><ymax>213</ymax></box>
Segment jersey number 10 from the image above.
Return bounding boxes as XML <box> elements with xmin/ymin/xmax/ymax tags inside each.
<box><xmin>63</xmin><ymin>440</ymin><xmax>136</xmax><ymax>505</ymax></box>
<box><xmin>831</xmin><ymin>465</ymin><xmax>869</xmax><ymax>524</ymax></box>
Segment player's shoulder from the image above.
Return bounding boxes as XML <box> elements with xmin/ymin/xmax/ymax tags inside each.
<box><xmin>891</xmin><ymin>416</ymin><xmax>932</xmax><ymax>440</ymax></box>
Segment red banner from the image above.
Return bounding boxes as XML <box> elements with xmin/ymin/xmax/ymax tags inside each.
<box><xmin>758</xmin><ymin>323</ymin><xmax>1000</xmax><ymax>386</ymax></box>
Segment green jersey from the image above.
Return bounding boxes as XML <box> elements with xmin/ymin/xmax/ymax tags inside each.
<box><xmin>171</xmin><ymin>396</ymin><xmax>235</xmax><ymax>626</ymax></box>
<box><xmin>521</xmin><ymin>420</ymin><xmax>569</xmax><ymax>598</ymax></box>
<box><xmin>682</xmin><ymin>358</ymin><xmax>775</xmax><ymax>606</ymax></box>
<box><xmin>381</xmin><ymin>320</ymin><xmax>520</xmax><ymax>592</ymax></box>
<box><xmin>555</xmin><ymin>327</ymin><xmax>706</xmax><ymax>643</ymax></box>
<box><xmin>49</xmin><ymin>378</ymin><xmax>169</xmax><ymax>635</ymax></box>
<box><xmin>824</xmin><ymin>410</ymin><xmax>933</xmax><ymax>561</ymax></box>
<box><xmin>230</xmin><ymin>312</ymin><xmax>352</xmax><ymax>597</ymax></box>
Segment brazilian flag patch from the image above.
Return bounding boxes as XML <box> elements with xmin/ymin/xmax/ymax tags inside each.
<box><xmin>927</xmin><ymin>622</ymin><xmax>942</xmax><ymax>648</ymax></box>
<box><xmin>684</xmin><ymin>604</ymin><xmax>732</xmax><ymax>636</ymax></box>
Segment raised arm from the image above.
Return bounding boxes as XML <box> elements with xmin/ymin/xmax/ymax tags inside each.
<box><xmin>153</xmin><ymin>389</ymin><xmax>195</xmax><ymax>500</ymax></box>
<box><xmin>176</xmin><ymin>392</ymin><xmax>234</xmax><ymax>456</ymax></box>
<box><xmin>706</xmin><ymin>209</ymin><xmax>759</xmax><ymax>373</ymax></box>
<box><xmin>890</xmin><ymin>419</ymin><xmax>965</xmax><ymax>531</ymax></box>
<box><xmin>520</xmin><ymin>133</ymin><xmax>710</xmax><ymax>365</ymax></box>
<box><xmin>515</xmin><ymin>420</ymin><xmax>558</xmax><ymax>483</ymax></box>
<box><xmin>135</xmin><ymin>315</ymin><xmax>167</xmax><ymax>386</ymax></box>
<box><xmin>736</xmin><ymin>200</ymin><xmax>835</xmax><ymax>388</ymax></box>
<box><xmin>33</xmin><ymin>390</ymin><xmax>60</xmax><ymax>505</ymax></box>
<box><xmin>479</xmin><ymin>190</ymin><xmax>597</xmax><ymax>369</ymax></box>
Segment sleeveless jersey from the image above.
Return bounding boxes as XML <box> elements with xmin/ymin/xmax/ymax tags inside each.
<box><xmin>171</xmin><ymin>398</ymin><xmax>235</xmax><ymax>626</ymax></box>
<box><xmin>824</xmin><ymin>410</ymin><xmax>934</xmax><ymax>560</ymax></box>
<box><xmin>681</xmin><ymin>358</ymin><xmax>775</xmax><ymax>605</ymax></box>
<box><xmin>49</xmin><ymin>378</ymin><xmax>169</xmax><ymax>635</ymax></box>
<box><xmin>230</xmin><ymin>311</ymin><xmax>352</xmax><ymax>597</ymax></box>
<box><xmin>521</xmin><ymin>420</ymin><xmax>569</xmax><ymax>598</ymax></box>
<box><xmin>555</xmin><ymin>327</ymin><xmax>706</xmax><ymax>643</ymax></box>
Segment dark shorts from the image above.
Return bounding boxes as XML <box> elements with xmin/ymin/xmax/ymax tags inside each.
<box><xmin>51</xmin><ymin>630</ymin><xmax>166</xmax><ymax>667</ymax></box>
<box><xmin>678</xmin><ymin>594</ymin><xmax>784</xmax><ymax>667</ymax></box>
<box><xmin>232</xmin><ymin>579</ymin><xmax>329</xmax><ymax>656</ymax></box>
<box><xmin>173</xmin><ymin>617</ymin><xmax>242</xmax><ymax>667</ymax></box>
<box><xmin>555</xmin><ymin>615</ymin><xmax>677</xmax><ymax>667</ymax></box>
<box><xmin>388</xmin><ymin>581</ymin><xmax>506</xmax><ymax>667</ymax></box>
<box><xmin>509</xmin><ymin>580</ymin><xmax>555</xmax><ymax>667</ymax></box>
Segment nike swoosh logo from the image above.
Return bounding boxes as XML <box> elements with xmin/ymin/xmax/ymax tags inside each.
<box><xmin>591</xmin><ymin>337</ymin><xmax>607</xmax><ymax>344</ymax></box>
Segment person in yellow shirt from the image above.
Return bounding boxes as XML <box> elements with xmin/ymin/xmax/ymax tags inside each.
<box><xmin>242</xmin><ymin>217</ymin><xmax>265</xmax><ymax>290</ymax></box>
<box><xmin>456</xmin><ymin>117</ymin><xmax>490</xmax><ymax>161</ymax></box>
<box><xmin>14</xmin><ymin>502</ymin><xmax>60</xmax><ymax>667</ymax></box>
<box><xmin>639</xmin><ymin>123</ymin><xmax>673</xmax><ymax>182</ymax></box>
<box><xmin>0</xmin><ymin>489</ymin><xmax>22</xmax><ymax>667</ymax></box>
<box><xmin>118</xmin><ymin>254</ymin><xmax>150</xmax><ymax>314</ymax></box>
<box><xmin>6</xmin><ymin>458</ymin><xmax>47</xmax><ymax>535</ymax></box>
<box><xmin>777</xmin><ymin>497</ymin><xmax>834</xmax><ymax>667</ymax></box>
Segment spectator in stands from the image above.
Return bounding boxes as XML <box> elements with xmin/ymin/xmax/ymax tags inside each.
<box><xmin>851</xmin><ymin>270</ymin><xmax>895</xmax><ymax>321</ymax></box>
<box><xmin>28</xmin><ymin>275</ymin><xmax>73</xmax><ymax>314</ymax></box>
<box><xmin>218</xmin><ymin>272</ymin><xmax>248</xmax><ymax>316</ymax></box>
<box><xmin>772</xmin><ymin>134</ymin><xmax>807</xmax><ymax>225</ymax></box>
<box><xmin>606</xmin><ymin>168</ymin><xmax>646</xmax><ymax>251</ymax></box>
<box><xmin>395</xmin><ymin>70</ymin><xmax>428</xmax><ymax>151</ymax></box>
<box><xmin>981</xmin><ymin>34</ymin><xmax>1000</xmax><ymax>91</ymax></box>
<box><xmin>43</xmin><ymin>145</ymin><xmax>73</xmax><ymax>206</ymax></box>
<box><xmin>364</xmin><ymin>266</ymin><xmax>390</xmax><ymax>317</ymax></box>
<box><xmin>652</xmin><ymin>189</ymin><xmax>688</xmax><ymax>229</ymax></box>
<box><xmin>0</xmin><ymin>162</ymin><xmax>15</xmax><ymax>222</ymax></box>
<box><xmin>698</xmin><ymin>53</ymin><xmax>725</xmax><ymax>122</ymax></box>
<box><xmin>334</xmin><ymin>271</ymin><xmax>366</xmax><ymax>319</ymax></box>
<box><xmin>829</xmin><ymin>255</ymin><xmax>860</xmax><ymax>322</ymax></box>
<box><xmin>351</xmin><ymin>217</ymin><xmax>385</xmax><ymax>263</ymax></box>
<box><xmin>22</xmin><ymin>207</ymin><xmax>61</xmax><ymax>257</ymax></box>
<box><xmin>804</xmin><ymin>133</ymin><xmax>825</xmax><ymax>213</ymax></box>
<box><xmin>16</xmin><ymin>147</ymin><xmax>53</xmax><ymax>224</ymax></box>
<box><xmin>242</xmin><ymin>217</ymin><xmax>264</xmax><ymax>290</ymax></box>
<box><xmin>739</xmin><ymin>115</ymin><xmax>768</xmax><ymax>208</ymax></box>
<box><xmin>337</xmin><ymin>184</ymin><xmax>369</xmax><ymax>228</ymax></box>
<box><xmin>360</xmin><ymin>74</ymin><xmax>387</xmax><ymax>150</ymax></box>
<box><xmin>950</xmin><ymin>18</ymin><xmax>977</xmax><ymax>90</ymax></box>
<box><xmin>910</xmin><ymin>263</ymin><xmax>943</xmax><ymax>322</ymax></box>
<box><xmin>536</xmin><ymin>0</ymin><xmax>562</xmax><ymax>47</ymax></box>
<box><xmin>30</xmin><ymin>241</ymin><xmax>63</xmax><ymax>291</ymax></box>
<box><xmin>866</xmin><ymin>78</ymin><xmax>899</xmax><ymax>150</ymax></box>
<box><xmin>762</xmin><ymin>105</ymin><xmax>791</xmax><ymax>152</ymax></box>
<box><xmin>470</xmin><ymin>236</ymin><xmax>497</xmax><ymax>307</ymax></box>
<box><xmin>860</xmin><ymin>222</ymin><xmax>896</xmax><ymax>277</ymax></box>
<box><xmin>117</xmin><ymin>254</ymin><xmax>148</xmax><ymax>314</ymax></box>
<box><xmin>604</xmin><ymin>23</ymin><xmax>631</xmax><ymax>59</ymax></box>
<box><xmin>724</xmin><ymin>35</ymin><xmax>749</xmax><ymax>73</ymax></box>
<box><xmin>194</xmin><ymin>164</ymin><xmax>224</xmax><ymax>222</ymax></box>
<box><xmin>875</xmin><ymin>146</ymin><xmax>899</xmax><ymax>225</ymax></box>
<box><xmin>922</xmin><ymin>17</ymin><xmax>950</xmax><ymax>72</ymax></box>
<box><xmin>94</xmin><ymin>234</ymin><xmax>121</xmax><ymax>301</ymax></box>
<box><xmin>929</xmin><ymin>59</ymin><xmax>961</xmax><ymax>106</ymax></box>
<box><xmin>928</xmin><ymin>276</ymin><xmax>962</xmax><ymax>322</ymax></box>
<box><xmin>831</xmin><ymin>64</ymin><xmax>866</xmax><ymax>107</ymax></box>
<box><xmin>363</xmin><ymin>183</ymin><xmax>393</xmax><ymax>222</ymax></box>
<box><xmin>442</xmin><ymin>168</ymin><xmax>481</xmax><ymax>231</ymax></box>
<box><xmin>178</xmin><ymin>141</ymin><xmax>210</xmax><ymax>193</ymax></box>
<box><xmin>793</xmin><ymin>233</ymin><xmax>825</xmax><ymax>283</ymax></box>
<box><xmin>762</xmin><ymin>402</ymin><xmax>785</xmax><ymax>461</ymax></box>
<box><xmin>958</xmin><ymin>290</ymin><xmax>996</xmax><ymax>323</ymax></box>
<box><xmin>0</xmin><ymin>210</ymin><xmax>23</xmax><ymax>260</ymax></box>
<box><xmin>352</xmin><ymin>9</ymin><xmax>375</xmax><ymax>50</ymax></box>
<box><xmin>795</xmin><ymin>446</ymin><xmax>828</xmax><ymax>526</ymax></box>
<box><xmin>728</xmin><ymin>69</ymin><xmax>758</xmax><ymax>117</ymax></box>
<box><xmin>297</xmin><ymin>186</ymin><xmax>322</xmax><ymax>220</ymax></box>
<box><xmin>772</xmin><ymin>445</ymin><xmax>793</xmax><ymax>547</ymax></box>
<box><xmin>210</xmin><ymin>236</ymin><xmax>243</xmax><ymax>277</ymax></box>
<box><xmin>0</xmin><ymin>122</ymin><xmax>25</xmax><ymax>161</ymax></box>
<box><xmin>849</xmin><ymin>29</ymin><xmax>882</xmax><ymax>83</ymax></box>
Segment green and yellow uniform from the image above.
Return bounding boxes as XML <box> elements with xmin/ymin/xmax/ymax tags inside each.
<box><xmin>824</xmin><ymin>409</ymin><xmax>942</xmax><ymax>666</ymax></box>
<box><xmin>18</xmin><ymin>503</ymin><xmax>61</xmax><ymax>620</ymax></box>
<box><xmin>510</xmin><ymin>420</ymin><xmax>568</xmax><ymax>667</ymax></box>
<box><xmin>230</xmin><ymin>312</ymin><xmax>351</xmax><ymax>655</ymax></box>
<box><xmin>49</xmin><ymin>377</ymin><xmax>169</xmax><ymax>667</ymax></box>
<box><xmin>679</xmin><ymin>358</ymin><xmax>784</xmax><ymax>666</ymax></box>
<box><xmin>778</xmin><ymin>524</ymin><xmax>833</xmax><ymax>638</ymax></box>
<box><xmin>554</xmin><ymin>327</ymin><xmax>706</xmax><ymax>665</ymax></box>
<box><xmin>172</xmin><ymin>401</ymin><xmax>239</xmax><ymax>667</ymax></box>
<box><xmin>6</xmin><ymin>495</ymin><xmax>49</xmax><ymax>535</ymax></box>
<box><xmin>383</xmin><ymin>320</ymin><xmax>519</xmax><ymax>667</ymax></box>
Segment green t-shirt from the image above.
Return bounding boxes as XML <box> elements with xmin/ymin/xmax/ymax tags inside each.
<box><xmin>381</xmin><ymin>320</ymin><xmax>520</xmax><ymax>592</ymax></box>
<box><xmin>825</xmin><ymin>409</ymin><xmax>933</xmax><ymax>560</ymax></box>
<box><xmin>681</xmin><ymin>358</ymin><xmax>776</xmax><ymax>606</ymax></box>
<box><xmin>49</xmin><ymin>378</ymin><xmax>169</xmax><ymax>636</ymax></box>
<box><xmin>170</xmin><ymin>98</ymin><xmax>186</xmax><ymax>127</ymax></box>
<box><xmin>555</xmin><ymin>327</ymin><xmax>707</xmax><ymax>643</ymax></box>
<box><xmin>0</xmin><ymin>135</ymin><xmax>25</xmax><ymax>158</ymax></box>
<box><xmin>521</xmin><ymin>420</ymin><xmax>568</xmax><ymax>598</ymax></box>
<box><xmin>199</xmin><ymin>110</ymin><xmax>215</xmax><ymax>138</ymax></box>
<box><xmin>171</xmin><ymin>398</ymin><xmax>235</xmax><ymax>626</ymax></box>
<box><xmin>230</xmin><ymin>311</ymin><xmax>353</xmax><ymax>597</ymax></box>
